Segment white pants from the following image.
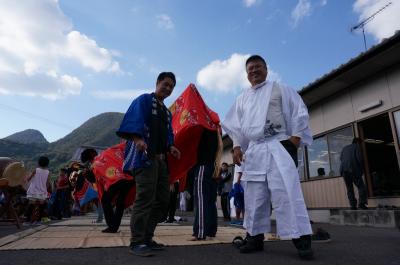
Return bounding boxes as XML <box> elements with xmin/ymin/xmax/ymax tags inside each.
<box><xmin>242</xmin><ymin>170</ymin><xmax>312</xmax><ymax>239</ymax></box>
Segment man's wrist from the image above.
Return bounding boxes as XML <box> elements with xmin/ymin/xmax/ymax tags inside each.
<box><xmin>289</xmin><ymin>136</ymin><xmax>301</xmax><ymax>147</ymax></box>
<box><xmin>233</xmin><ymin>146</ymin><xmax>241</xmax><ymax>151</ymax></box>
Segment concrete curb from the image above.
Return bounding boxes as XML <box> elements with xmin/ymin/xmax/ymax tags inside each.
<box><xmin>0</xmin><ymin>225</ymin><xmax>47</xmax><ymax>248</ymax></box>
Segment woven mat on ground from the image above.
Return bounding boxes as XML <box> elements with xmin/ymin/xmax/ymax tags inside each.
<box><xmin>0</xmin><ymin>223</ymin><xmax>282</xmax><ymax>250</ymax></box>
<box><xmin>49</xmin><ymin>215</ymin><xmax>179</xmax><ymax>226</ymax></box>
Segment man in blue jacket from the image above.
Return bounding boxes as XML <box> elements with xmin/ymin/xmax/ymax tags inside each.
<box><xmin>117</xmin><ymin>72</ymin><xmax>181</xmax><ymax>257</ymax></box>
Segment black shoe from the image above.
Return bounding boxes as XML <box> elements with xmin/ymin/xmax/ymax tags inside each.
<box><xmin>102</xmin><ymin>227</ymin><xmax>118</xmax><ymax>233</ymax></box>
<box><xmin>359</xmin><ymin>204</ymin><xmax>368</xmax><ymax>210</ymax></box>
<box><xmin>146</xmin><ymin>240</ymin><xmax>165</xmax><ymax>250</ymax></box>
<box><xmin>232</xmin><ymin>236</ymin><xmax>246</xmax><ymax>249</ymax></box>
<box><xmin>239</xmin><ymin>234</ymin><xmax>264</xmax><ymax>254</ymax></box>
<box><xmin>350</xmin><ymin>206</ymin><xmax>357</xmax><ymax>210</ymax></box>
<box><xmin>293</xmin><ymin>235</ymin><xmax>314</xmax><ymax>260</ymax></box>
<box><xmin>129</xmin><ymin>243</ymin><xmax>154</xmax><ymax>257</ymax></box>
<box><xmin>312</xmin><ymin>228</ymin><xmax>331</xmax><ymax>243</ymax></box>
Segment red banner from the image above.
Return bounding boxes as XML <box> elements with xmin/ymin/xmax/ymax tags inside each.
<box><xmin>92</xmin><ymin>143</ymin><xmax>135</xmax><ymax>208</ymax></box>
<box><xmin>91</xmin><ymin>84</ymin><xmax>220</xmax><ymax>206</ymax></box>
<box><xmin>168</xmin><ymin>84</ymin><xmax>220</xmax><ymax>190</ymax></box>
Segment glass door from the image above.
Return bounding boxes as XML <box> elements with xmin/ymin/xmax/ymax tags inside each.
<box><xmin>359</xmin><ymin>113</ymin><xmax>400</xmax><ymax>196</ymax></box>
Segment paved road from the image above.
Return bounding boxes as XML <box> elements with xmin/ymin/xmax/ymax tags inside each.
<box><xmin>1</xmin><ymin>221</ymin><xmax>399</xmax><ymax>265</ymax></box>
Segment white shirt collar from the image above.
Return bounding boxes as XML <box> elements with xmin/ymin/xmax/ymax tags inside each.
<box><xmin>251</xmin><ymin>80</ymin><xmax>267</xmax><ymax>90</ymax></box>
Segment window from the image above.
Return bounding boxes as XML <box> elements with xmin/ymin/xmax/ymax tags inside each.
<box><xmin>307</xmin><ymin>126</ymin><xmax>354</xmax><ymax>178</ymax></box>
<box><xmin>394</xmin><ymin>110</ymin><xmax>400</xmax><ymax>144</ymax></box>
<box><xmin>298</xmin><ymin>147</ymin><xmax>306</xmax><ymax>181</ymax></box>
<box><xmin>307</xmin><ymin>136</ymin><xmax>330</xmax><ymax>178</ymax></box>
<box><xmin>327</xmin><ymin>127</ymin><xmax>354</xmax><ymax>177</ymax></box>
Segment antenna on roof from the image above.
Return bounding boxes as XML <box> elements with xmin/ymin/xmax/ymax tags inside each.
<box><xmin>351</xmin><ymin>2</ymin><xmax>392</xmax><ymax>51</ymax></box>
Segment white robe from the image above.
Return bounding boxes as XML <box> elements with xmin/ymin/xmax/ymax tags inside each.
<box><xmin>222</xmin><ymin>80</ymin><xmax>313</xmax><ymax>239</ymax></box>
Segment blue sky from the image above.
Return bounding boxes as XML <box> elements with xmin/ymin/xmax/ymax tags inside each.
<box><xmin>1</xmin><ymin>0</ymin><xmax>399</xmax><ymax>142</ymax></box>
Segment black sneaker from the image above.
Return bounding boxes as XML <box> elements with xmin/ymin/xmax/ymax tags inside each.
<box><xmin>146</xmin><ymin>240</ymin><xmax>165</xmax><ymax>251</ymax></box>
<box><xmin>359</xmin><ymin>204</ymin><xmax>368</xmax><ymax>210</ymax></box>
<box><xmin>239</xmin><ymin>234</ymin><xmax>264</xmax><ymax>254</ymax></box>
<box><xmin>129</xmin><ymin>244</ymin><xmax>154</xmax><ymax>257</ymax></box>
<box><xmin>293</xmin><ymin>235</ymin><xmax>314</xmax><ymax>260</ymax></box>
<box><xmin>312</xmin><ymin>228</ymin><xmax>331</xmax><ymax>243</ymax></box>
<box><xmin>102</xmin><ymin>227</ymin><xmax>118</xmax><ymax>233</ymax></box>
<box><xmin>232</xmin><ymin>236</ymin><xmax>246</xmax><ymax>249</ymax></box>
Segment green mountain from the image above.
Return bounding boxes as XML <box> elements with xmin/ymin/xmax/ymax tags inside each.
<box><xmin>0</xmin><ymin>112</ymin><xmax>124</xmax><ymax>175</ymax></box>
<box><xmin>3</xmin><ymin>129</ymin><xmax>49</xmax><ymax>145</ymax></box>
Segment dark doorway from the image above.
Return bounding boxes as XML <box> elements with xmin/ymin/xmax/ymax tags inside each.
<box><xmin>359</xmin><ymin>113</ymin><xmax>400</xmax><ymax>196</ymax></box>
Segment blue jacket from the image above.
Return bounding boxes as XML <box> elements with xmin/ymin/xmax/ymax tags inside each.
<box><xmin>116</xmin><ymin>93</ymin><xmax>174</xmax><ymax>170</ymax></box>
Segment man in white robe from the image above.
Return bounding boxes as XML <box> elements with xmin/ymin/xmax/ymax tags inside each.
<box><xmin>222</xmin><ymin>55</ymin><xmax>314</xmax><ymax>259</ymax></box>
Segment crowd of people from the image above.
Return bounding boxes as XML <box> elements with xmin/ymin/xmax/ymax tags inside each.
<box><xmin>6</xmin><ymin>54</ymin><xmax>344</xmax><ymax>261</ymax></box>
<box><xmin>22</xmin><ymin>149</ymin><xmax>102</xmax><ymax>226</ymax></box>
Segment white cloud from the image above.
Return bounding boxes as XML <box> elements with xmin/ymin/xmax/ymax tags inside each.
<box><xmin>196</xmin><ymin>53</ymin><xmax>281</xmax><ymax>93</ymax></box>
<box><xmin>320</xmin><ymin>0</ymin><xmax>327</xmax><ymax>6</ymax></box>
<box><xmin>65</xmin><ymin>31</ymin><xmax>120</xmax><ymax>73</ymax></box>
<box><xmin>0</xmin><ymin>72</ymin><xmax>82</xmax><ymax>100</ymax></box>
<box><xmin>156</xmin><ymin>14</ymin><xmax>174</xmax><ymax>30</ymax></box>
<box><xmin>267</xmin><ymin>69</ymin><xmax>282</xmax><ymax>84</ymax></box>
<box><xmin>353</xmin><ymin>0</ymin><xmax>400</xmax><ymax>41</ymax></box>
<box><xmin>243</xmin><ymin>0</ymin><xmax>259</xmax><ymax>8</ymax></box>
<box><xmin>291</xmin><ymin>0</ymin><xmax>311</xmax><ymax>28</ymax></box>
<box><xmin>0</xmin><ymin>0</ymin><xmax>120</xmax><ymax>99</ymax></box>
<box><xmin>91</xmin><ymin>89</ymin><xmax>153</xmax><ymax>100</ymax></box>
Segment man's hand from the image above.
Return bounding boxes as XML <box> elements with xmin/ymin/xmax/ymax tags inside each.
<box><xmin>170</xmin><ymin>146</ymin><xmax>181</xmax><ymax>159</ymax></box>
<box><xmin>289</xmin><ymin>136</ymin><xmax>301</xmax><ymax>148</ymax></box>
<box><xmin>134</xmin><ymin>138</ymin><xmax>148</xmax><ymax>152</ymax></box>
<box><xmin>233</xmin><ymin>146</ymin><xmax>243</xmax><ymax>166</ymax></box>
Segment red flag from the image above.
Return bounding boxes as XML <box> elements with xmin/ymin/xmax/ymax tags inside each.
<box><xmin>92</xmin><ymin>143</ymin><xmax>135</xmax><ymax>208</ymax></box>
<box><xmin>168</xmin><ymin>84</ymin><xmax>220</xmax><ymax>189</ymax></box>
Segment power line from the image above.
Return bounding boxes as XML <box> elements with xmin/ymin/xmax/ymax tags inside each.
<box><xmin>0</xmin><ymin>102</ymin><xmax>74</xmax><ymax>130</ymax></box>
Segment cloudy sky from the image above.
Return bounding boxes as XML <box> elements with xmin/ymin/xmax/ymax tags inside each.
<box><xmin>0</xmin><ymin>0</ymin><xmax>399</xmax><ymax>142</ymax></box>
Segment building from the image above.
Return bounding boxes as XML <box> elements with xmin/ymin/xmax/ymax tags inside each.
<box><xmin>222</xmin><ymin>31</ymin><xmax>400</xmax><ymax>210</ymax></box>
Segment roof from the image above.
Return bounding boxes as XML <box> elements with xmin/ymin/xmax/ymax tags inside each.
<box><xmin>299</xmin><ymin>31</ymin><xmax>400</xmax><ymax>106</ymax></box>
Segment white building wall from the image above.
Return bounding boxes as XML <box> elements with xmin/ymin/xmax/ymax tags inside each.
<box><xmin>308</xmin><ymin>105</ymin><xmax>324</xmax><ymax>135</ymax></box>
<box><xmin>321</xmin><ymin>90</ymin><xmax>354</xmax><ymax>132</ymax></box>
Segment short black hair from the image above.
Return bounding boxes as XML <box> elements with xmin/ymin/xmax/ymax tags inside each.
<box><xmin>222</xmin><ymin>162</ymin><xmax>228</xmax><ymax>166</ymax></box>
<box><xmin>157</xmin><ymin>72</ymin><xmax>176</xmax><ymax>86</ymax></box>
<box><xmin>38</xmin><ymin>156</ymin><xmax>49</xmax><ymax>167</ymax></box>
<box><xmin>245</xmin><ymin>55</ymin><xmax>267</xmax><ymax>68</ymax></box>
<box><xmin>81</xmin><ymin>148</ymin><xmax>98</xmax><ymax>163</ymax></box>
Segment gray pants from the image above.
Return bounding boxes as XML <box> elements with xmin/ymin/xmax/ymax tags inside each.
<box><xmin>130</xmin><ymin>158</ymin><xmax>169</xmax><ymax>245</ymax></box>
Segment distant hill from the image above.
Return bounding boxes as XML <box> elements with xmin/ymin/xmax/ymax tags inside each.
<box><xmin>0</xmin><ymin>139</ymin><xmax>48</xmax><ymax>172</ymax></box>
<box><xmin>0</xmin><ymin>112</ymin><xmax>124</xmax><ymax>175</ymax></box>
<box><xmin>48</xmin><ymin>112</ymin><xmax>124</xmax><ymax>155</ymax></box>
<box><xmin>3</xmin><ymin>129</ymin><xmax>48</xmax><ymax>145</ymax></box>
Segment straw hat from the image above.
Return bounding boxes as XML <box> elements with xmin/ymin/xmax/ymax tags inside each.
<box><xmin>2</xmin><ymin>161</ymin><xmax>27</xmax><ymax>187</ymax></box>
<box><xmin>0</xmin><ymin>157</ymin><xmax>16</xmax><ymax>177</ymax></box>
